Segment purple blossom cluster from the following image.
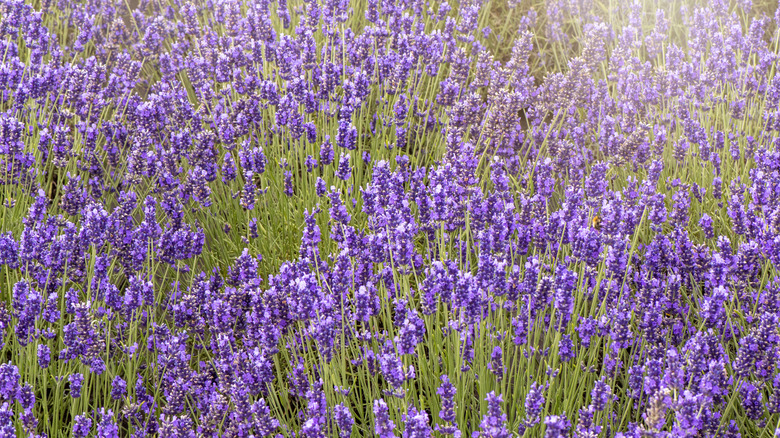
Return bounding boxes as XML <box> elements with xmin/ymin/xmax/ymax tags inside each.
<box><xmin>1</xmin><ymin>0</ymin><xmax>780</xmax><ymax>436</ymax></box>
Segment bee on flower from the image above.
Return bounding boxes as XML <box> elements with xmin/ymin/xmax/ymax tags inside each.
<box><xmin>591</xmin><ymin>214</ymin><xmax>602</xmax><ymax>231</ymax></box>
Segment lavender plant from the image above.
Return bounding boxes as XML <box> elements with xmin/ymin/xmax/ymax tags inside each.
<box><xmin>0</xmin><ymin>0</ymin><xmax>780</xmax><ymax>436</ymax></box>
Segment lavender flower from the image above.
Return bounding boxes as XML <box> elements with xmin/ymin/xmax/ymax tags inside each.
<box><xmin>284</xmin><ymin>170</ymin><xmax>294</xmax><ymax>197</ymax></box>
<box><xmin>488</xmin><ymin>346</ymin><xmax>504</xmax><ymax>381</ymax></box>
<box><xmin>544</xmin><ymin>413</ymin><xmax>570</xmax><ymax>438</ymax></box>
<box><xmin>740</xmin><ymin>382</ymin><xmax>764</xmax><ymax>422</ymax></box>
<box><xmin>558</xmin><ymin>335</ymin><xmax>575</xmax><ymax>363</ymax></box>
<box><xmin>96</xmin><ymin>408</ymin><xmax>119</xmax><ymax>438</ymax></box>
<box><xmin>110</xmin><ymin>376</ymin><xmax>126</xmax><ymax>400</ymax></box>
<box><xmin>404</xmin><ymin>406</ymin><xmax>433</xmax><ymax>438</ymax></box>
<box><xmin>436</xmin><ymin>375</ymin><xmax>458</xmax><ymax>434</ymax></box>
<box><xmin>337</xmin><ymin>153</ymin><xmax>352</xmax><ymax>181</ymax></box>
<box><xmin>37</xmin><ymin>345</ymin><xmax>51</xmax><ymax>369</ymax></box>
<box><xmin>476</xmin><ymin>392</ymin><xmax>510</xmax><ymax>438</ymax></box>
<box><xmin>373</xmin><ymin>399</ymin><xmax>396</xmax><ymax>438</ymax></box>
<box><xmin>0</xmin><ymin>363</ymin><xmax>19</xmax><ymax>401</ymax></box>
<box><xmin>590</xmin><ymin>377</ymin><xmax>613</xmax><ymax>411</ymax></box>
<box><xmin>320</xmin><ymin>137</ymin><xmax>335</xmax><ymax>165</ymax></box>
<box><xmin>72</xmin><ymin>414</ymin><xmax>92</xmax><ymax>438</ymax></box>
<box><xmin>334</xmin><ymin>403</ymin><xmax>354</xmax><ymax>438</ymax></box>
<box><xmin>525</xmin><ymin>382</ymin><xmax>546</xmax><ymax>427</ymax></box>
<box><xmin>69</xmin><ymin>373</ymin><xmax>84</xmax><ymax>399</ymax></box>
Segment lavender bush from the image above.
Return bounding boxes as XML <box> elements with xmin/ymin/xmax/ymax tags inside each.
<box><xmin>1</xmin><ymin>0</ymin><xmax>780</xmax><ymax>436</ymax></box>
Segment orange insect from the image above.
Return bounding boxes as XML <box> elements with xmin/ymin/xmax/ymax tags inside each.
<box><xmin>591</xmin><ymin>215</ymin><xmax>602</xmax><ymax>231</ymax></box>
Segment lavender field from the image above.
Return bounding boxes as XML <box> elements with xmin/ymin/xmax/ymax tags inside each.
<box><xmin>1</xmin><ymin>0</ymin><xmax>780</xmax><ymax>436</ymax></box>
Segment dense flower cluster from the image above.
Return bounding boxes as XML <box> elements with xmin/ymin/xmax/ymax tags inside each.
<box><xmin>1</xmin><ymin>0</ymin><xmax>780</xmax><ymax>436</ymax></box>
